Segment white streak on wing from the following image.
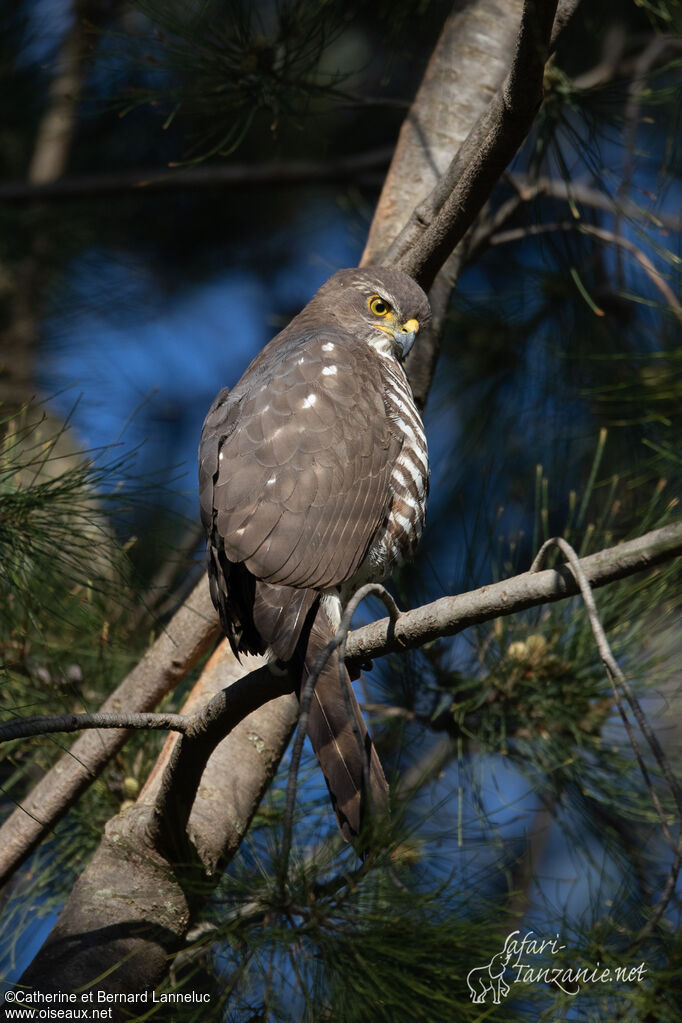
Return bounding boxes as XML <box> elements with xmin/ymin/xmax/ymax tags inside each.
<box><xmin>301</xmin><ymin>393</ymin><xmax>317</xmax><ymax>408</ymax></box>
<box><xmin>322</xmin><ymin>342</ymin><xmax>335</xmax><ymax>352</ymax></box>
<box><xmin>322</xmin><ymin>365</ymin><xmax>337</xmax><ymax>376</ymax></box>
<box><xmin>219</xmin><ymin>451</ymin><xmax>224</xmax><ymax>460</ymax></box>
<box><xmin>266</xmin><ymin>476</ymin><xmax>276</xmax><ymax>485</ymax></box>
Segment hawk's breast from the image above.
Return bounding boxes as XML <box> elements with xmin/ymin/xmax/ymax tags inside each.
<box><xmin>354</xmin><ymin>357</ymin><xmax>429</xmax><ymax>584</ymax></box>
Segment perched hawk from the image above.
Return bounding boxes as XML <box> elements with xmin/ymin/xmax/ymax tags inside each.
<box><xmin>199</xmin><ymin>267</ymin><xmax>430</xmax><ymax>843</ymax></box>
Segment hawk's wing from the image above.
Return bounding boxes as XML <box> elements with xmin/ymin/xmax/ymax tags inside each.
<box><xmin>199</xmin><ymin>329</ymin><xmax>400</xmax><ymax>591</ymax></box>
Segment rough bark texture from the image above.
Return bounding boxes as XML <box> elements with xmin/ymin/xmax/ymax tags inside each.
<box><xmin>142</xmin><ymin>645</ymin><xmax>298</xmax><ymax>875</ymax></box>
<box><xmin>362</xmin><ymin>0</ymin><xmax>525</xmax><ymax>410</ymax></box>
<box><xmin>392</xmin><ymin>0</ymin><xmax>559</xmax><ymax>289</ymax></box>
<box><xmin>17</xmin><ymin>810</ymin><xmax>191</xmax><ymax>1009</ymax></box>
<box><xmin>362</xmin><ymin>0</ymin><xmax>524</xmax><ymax>265</ymax></box>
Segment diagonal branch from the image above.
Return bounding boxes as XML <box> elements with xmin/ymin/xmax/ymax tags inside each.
<box><xmin>487</xmin><ymin>220</ymin><xmax>682</xmax><ymax>314</ymax></box>
<box><xmin>388</xmin><ymin>0</ymin><xmax>560</xmax><ymax>289</ymax></box>
<box><xmin>345</xmin><ymin>520</ymin><xmax>682</xmax><ymax>666</ymax></box>
<box><xmin>3</xmin><ymin>523</ymin><xmax>679</xmax><ymax>761</ymax></box>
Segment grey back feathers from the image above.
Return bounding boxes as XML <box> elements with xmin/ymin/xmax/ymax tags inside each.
<box><xmin>199</xmin><ymin>266</ymin><xmax>431</xmax><ymax>845</ymax></box>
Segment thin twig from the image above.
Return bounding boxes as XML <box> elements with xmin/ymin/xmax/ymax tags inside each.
<box><xmin>0</xmin><ymin>575</ymin><xmax>221</xmax><ymax>888</ymax></box>
<box><xmin>531</xmin><ymin>537</ymin><xmax>682</xmax><ymax>939</ymax></box>
<box><xmin>506</xmin><ymin>173</ymin><xmax>682</xmax><ymax>233</ymax></box>
<box><xmin>488</xmin><ymin>220</ymin><xmax>682</xmax><ymax>315</ymax></box>
<box><xmin>0</xmin><ymin>711</ymin><xmax>190</xmax><ymax>745</ymax></box>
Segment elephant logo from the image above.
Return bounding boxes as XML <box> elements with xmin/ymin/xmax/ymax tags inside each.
<box><xmin>466</xmin><ymin>948</ymin><xmax>513</xmax><ymax>1004</ymax></box>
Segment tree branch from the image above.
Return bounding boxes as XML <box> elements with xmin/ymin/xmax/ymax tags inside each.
<box><xmin>389</xmin><ymin>0</ymin><xmax>560</xmax><ymax>289</ymax></box>
<box><xmin>148</xmin><ymin>664</ymin><xmax>292</xmax><ymax>863</ymax></box>
<box><xmin>487</xmin><ymin>220</ymin><xmax>682</xmax><ymax>314</ymax></box>
<box><xmin>3</xmin><ymin>523</ymin><xmax>679</xmax><ymax>755</ymax></box>
<box><xmin>344</xmin><ymin>521</ymin><xmax>682</xmax><ymax>667</ymax></box>
<box><xmin>0</xmin><ymin>711</ymin><xmax>190</xmax><ymax>745</ymax></box>
<box><xmin>0</xmin><ymin>149</ymin><xmax>393</xmax><ymax>204</ymax></box>
<box><xmin>361</xmin><ymin>0</ymin><xmax>528</xmax><ymax>409</ymax></box>
<box><xmin>517</xmin><ymin>174</ymin><xmax>682</xmax><ymax>232</ymax></box>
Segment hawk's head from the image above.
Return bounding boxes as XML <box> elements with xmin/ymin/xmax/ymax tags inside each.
<box><xmin>307</xmin><ymin>267</ymin><xmax>431</xmax><ymax>361</ymax></box>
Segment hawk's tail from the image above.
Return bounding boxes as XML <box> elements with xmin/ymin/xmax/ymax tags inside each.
<box><xmin>302</xmin><ymin>602</ymin><xmax>389</xmax><ymax>846</ymax></box>
<box><xmin>251</xmin><ymin>579</ymin><xmax>389</xmax><ymax>846</ymax></box>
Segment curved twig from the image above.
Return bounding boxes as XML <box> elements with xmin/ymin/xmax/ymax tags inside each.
<box><xmin>531</xmin><ymin>536</ymin><xmax>682</xmax><ymax>940</ymax></box>
<box><xmin>337</xmin><ymin>584</ymin><xmax>402</xmax><ymax>809</ymax></box>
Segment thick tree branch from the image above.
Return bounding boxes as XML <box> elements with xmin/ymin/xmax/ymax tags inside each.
<box><xmin>14</xmin><ymin>650</ymin><xmax>297</xmax><ymax>1008</ymax></box>
<box><xmin>148</xmin><ymin>663</ymin><xmax>292</xmax><ymax>862</ymax></box>
<box><xmin>389</xmin><ymin>0</ymin><xmax>560</xmax><ymax>290</ymax></box>
<box><xmin>361</xmin><ymin>0</ymin><xmax>527</xmax><ymax>409</ymax></box>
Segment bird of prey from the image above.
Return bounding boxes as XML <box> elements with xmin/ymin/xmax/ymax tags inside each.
<box><xmin>199</xmin><ymin>267</ymin><xmax>430</xmax><ymax>844</ymax></box>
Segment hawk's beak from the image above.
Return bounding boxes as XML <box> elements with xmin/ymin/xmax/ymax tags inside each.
<box><xmin>398</xmin><ymin>318</ymin><xmax>419</xmax><ymax>359</ymax></box>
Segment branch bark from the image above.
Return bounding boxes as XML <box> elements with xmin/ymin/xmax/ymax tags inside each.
<box><xmin>361</xmin><ymin>0</ymin><xmax>526</xmax><ymax>409</ymax></box>
<box><xmin>345</xmin><ymin>521</ymin><xmax>682</xmax><ymax>665</ymax></box>
<box><xmin>390</xmin><ymin>0</ymin><xmax>559</xmax><ymax>290</ymax></box>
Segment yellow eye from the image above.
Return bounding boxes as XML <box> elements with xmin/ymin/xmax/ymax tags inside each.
<box><xmin>369</xmin><ymin>295</ymin><xmax>390</xmax><ymax>317</ymax></box>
